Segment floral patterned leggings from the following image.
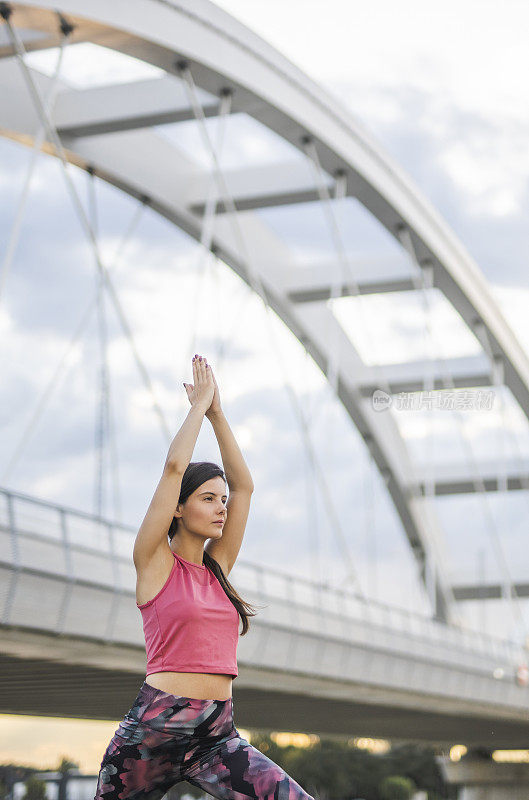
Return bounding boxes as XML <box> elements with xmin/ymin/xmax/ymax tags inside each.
<box><xmin>95</xmin><ymin>681</ymin><xmax>314</xmax><ymax>800</ymax></box>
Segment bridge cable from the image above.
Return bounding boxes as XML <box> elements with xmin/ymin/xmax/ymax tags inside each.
<box><xmin>303</xmin><ymin>147</ymin><xmax>397</xmax><ymax>597</ymax></box>
<box><xmin>398</xmin><ymin>228</ymin><xmax>527</xmax><ymax>639</ymax></box>
<box><xmin>88</xmin><ymin>167</ymin><xmax>103</xmax><ymax>518</ymax></box>
<box><xmin>398</xmin><ymin>232</ymin><xmax>452</xmax><ymax>619</ymax></box>
<box><xmin>474</xmin><ymin>321</ymin><xmax>529</xmax><ymax>634</ymax></box>
<box><xmin>179</xmin><ymin>69</ymin><xmax>338</xmax><ymax>592</ymax></box>
<box><xmin>301</xmin><ymin>137</ymin><xmax>458</xmax><ymax>619</ymax></box>
<box><xmin>186</xmin><ymin>89</ymin><xmax>232</xmax><ymax>378</ymax></box>
<box><xmin>305</xmin><ymin>138</ymin><xmax>522</xmax><ymax>633</ymax></box>
<box><xmin>397</xmin><ymin>227</ymin><xmax>527</xmax><ymax>639</ymax></box>
<box><xmin>1</xmin><ymin>14</ymin><xmax>172</xmax><ymax>443</ymax></box>
<box><xmin>1</xmin><ymin>200</ymin><xmax>148</xmax><ymax>485</ymax></box>
<box><xmin>169</xmin><ymin>89</ymin><xmax>246</xmax><ymax>432</ymax></box>
<box><xmin>179</xmin><ymin>76</ymin><xmax>325</xmax><ymax>586</ymax></box>
<box><xmin>178</xmin><ymin>62</ymin><xmax>361</xmax><ymax>592</ymax></box>
<box><xmin>0</xmin><ymin>20</ymin><xmax>71</xmax><ymax>307</ymax></box>
<box><xmin>87</xmin><ymin>167</ymin><xmax>119</xmax><ymax>521</ymax></box>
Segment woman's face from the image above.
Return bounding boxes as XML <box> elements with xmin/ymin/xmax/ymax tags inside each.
<box><xmin>176</xmin><ymin>476</ymin><xmax>228</xmax><ymax>539</ymax></box>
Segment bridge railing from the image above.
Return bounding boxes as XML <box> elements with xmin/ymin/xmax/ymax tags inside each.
<box><xmin>1</xmin><ymin>486</ymin><xmax>527</xmax><ymax>671</ymax></box>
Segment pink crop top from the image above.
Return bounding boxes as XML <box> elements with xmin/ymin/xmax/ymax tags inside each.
<box><xmin>136</xmin><ymin>551</ymin><xmax>239</xmax><ymax>679</ymax></box>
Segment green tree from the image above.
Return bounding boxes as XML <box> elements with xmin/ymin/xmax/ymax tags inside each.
<box><xmin>249</xmin><ymin>735</ymin><xmax>385</xmax><ymax>800</ymax></box>
<box><xmin>385</xmin><ymin>743</ymin><xmax>456</xmax><ymax>799</ymax></box>
<box><xmin>173</xmin><ymin>732</ymin><xmax>455</xmax><ymax>800</ymax></box>
<box><xmin>21</xmin><ymin>776</ymin><xmax>47</xmax><ymax>800</ymax></box>
<box><xmin>379</xmin><ymin>775</ymin><xmax>416</xmax><ymax>800</ymax></box>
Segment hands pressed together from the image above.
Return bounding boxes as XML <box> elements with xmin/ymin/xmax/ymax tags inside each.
<box><xmin>183</xmin><ymin>354</ymin><xmax>221</xmax><ymax>418</ymax></box>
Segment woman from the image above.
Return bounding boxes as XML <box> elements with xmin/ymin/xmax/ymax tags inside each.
<box><xmin>95</xmin><ymin>354</ymin><xmax>314</xmax><ymax>800</ymax></box>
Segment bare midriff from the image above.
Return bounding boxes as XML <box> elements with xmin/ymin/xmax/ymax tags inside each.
<box><xmin>145</xmin><ymin>670</ymin><xmax>233</xmax><ymax>701</ymax></box>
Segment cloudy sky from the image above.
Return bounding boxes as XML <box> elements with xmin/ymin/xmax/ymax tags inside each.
<box><xmin>2</xmin><ymin>0</ymin><xmax>529</xmax><ymax>772</ymax></box>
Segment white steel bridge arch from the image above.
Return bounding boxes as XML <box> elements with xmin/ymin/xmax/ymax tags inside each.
<box><xmin>2</xmin><ymin>0</ymin><xmax>529</xmax><ymax>623</ymax></box>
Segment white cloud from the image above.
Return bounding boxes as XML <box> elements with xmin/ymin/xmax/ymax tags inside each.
<box><xmin>216</xmin><ymin>0</ymin><xmax>529</xmax><ymax>221</ymax></box>
<box><xmin>215</xmin><ymin>0</ymin><xmax>529</xmax><ymax>120</ymax></box>
<box><xmin>434</xmin><ymin>118</ymin><xmax>529</xmax><ymax>217</ymax></box>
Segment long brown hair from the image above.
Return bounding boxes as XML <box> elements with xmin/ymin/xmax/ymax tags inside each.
<box><xmin>167</xmin><ymin>461</ymin><xmax>261</xmax><ymax>635</ymax></box>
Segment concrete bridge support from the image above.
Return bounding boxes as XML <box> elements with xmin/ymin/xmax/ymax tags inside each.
<box><xmin>439</xmin><ymin>756</ymin><xmax>529</xmax><ymax>800</ymax></box>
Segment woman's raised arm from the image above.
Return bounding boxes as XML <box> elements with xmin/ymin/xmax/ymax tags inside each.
<box><xmin>133</xmin><ymin>357</ymin><xmax>214</xmax><ymax>568</ymax></box>
<box><xmin>204</xmin><ymin>361</ymin><xmax>253</xmax><ymax>491</ymax></box>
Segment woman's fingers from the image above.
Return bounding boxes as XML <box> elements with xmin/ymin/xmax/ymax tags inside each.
<box><xmin>192</xmin><ymin>354</ymin><xmax>210</xmax><ymax>386</ymax></box>
<box><xmin>189</xmin><ymin>355</ymin><xmax>214</xmax><ymax>409</ymax></box>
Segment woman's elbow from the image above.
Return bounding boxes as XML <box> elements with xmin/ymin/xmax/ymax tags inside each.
<box><xmin>164</xmin><ymin>459</ymin><xmax>186</xmax><ymax>475</ymax></box>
